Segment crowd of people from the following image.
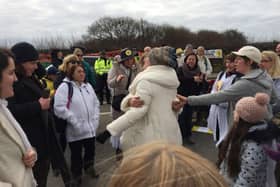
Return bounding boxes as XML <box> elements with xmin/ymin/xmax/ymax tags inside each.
<box><xmin>0</xmin><ymin>42</ymin><xmax>280</xmax><ymax>187</ymax></box>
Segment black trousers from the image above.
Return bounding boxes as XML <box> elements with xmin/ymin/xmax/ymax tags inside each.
<box><xmin>33</xmin><ymin>158</ymin><xmax>50</xmax><ymax>187</ymax></box>
<box><xmin>69</xmin><ymin>137</ymin><xmax>96</xmax><ymax>179</ymax></box>
<box><xmin>96</xmin><ymin>74</ymin><xmax>110</xmax><ymax>104</ymax></box>
<box><xmin>178</xmin><ymin>104</ymin><xmax>193</xmax><ymax>138</ymax></box>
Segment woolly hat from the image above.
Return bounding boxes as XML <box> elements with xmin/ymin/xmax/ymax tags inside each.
<box><xmin>234</xmin><ymin>93</ymin><xmax>269</xmax><ymax>123</ymax></box>
<box><xmin>232</xmin><ymin>45</ymin><xmax>261</xmax><ymax>64</ymax></box>
<box><xmin>149</xmin><ymin>46</ymin><xmax>178</xmax><ymax>70</ymax></box>
<box><xmin>11</xmin><ymin>42</ymin><xmax>38</xmax><ymax>64</ymax></box>
<box><xmin>46</xmin><ymin>65</ymin><xmax>58</xmax><ymax>75</ymax></box>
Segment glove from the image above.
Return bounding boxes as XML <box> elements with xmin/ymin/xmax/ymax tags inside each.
<box><xmin>96</xmin><ymin>130</ymin><xmax>111</xmax><ymax>144</ymax></box>
<box><xmin>263</xmin><ymin>144</ymin><xmax>280</xmax><ymax>161</ymax></box>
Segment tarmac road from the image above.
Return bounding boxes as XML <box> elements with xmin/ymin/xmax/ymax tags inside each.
<box><xmin>47</xmin><ymin>104</ymin><xmax>218</xmax><ymax>187</ymax></box>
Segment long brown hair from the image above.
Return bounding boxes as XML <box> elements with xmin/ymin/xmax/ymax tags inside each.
<box><xmin>217</xmin><ymin>118</ymin><xmax>252</xmax><ymax>177</ymax></box>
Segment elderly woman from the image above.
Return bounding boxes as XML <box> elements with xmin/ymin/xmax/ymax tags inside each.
<box><xmin>54</xmin><ymin>64</ymin><xmax>100</xmax><ymax>184</ymax></box>
<box><xmin>107</xmin><ymin>48</ymin><xmax>140</xmax><ymax>157</ymax></box>
<box><xmin>185</xmin><ymin>46</ymin><xmax>277</xmax><ymax>127</ymax></box>
<box><xmin>0</xmin><ymin>49</ymin><xmax>37</xmax><ymax>187</ymax></box>
<box><xmin>97</xmin><ymin>46</ymin><xmax>182</xmax><ymax>151</ymax></box>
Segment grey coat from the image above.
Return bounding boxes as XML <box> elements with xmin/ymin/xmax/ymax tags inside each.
<box><xmin>107</xmin><ymin>61</ymin><xmax>140</xmax><ymax>119</ymax></box>
<box><xmin>188</xmin><ymin>69</ymin><xmax>277</xmax><ymax>126</ymax></box>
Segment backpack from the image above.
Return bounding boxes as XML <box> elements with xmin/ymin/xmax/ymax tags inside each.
<box><xmin>52</xmin><ymin>81</ymin><xmax>73</xmax><ymax>133</ymax></box>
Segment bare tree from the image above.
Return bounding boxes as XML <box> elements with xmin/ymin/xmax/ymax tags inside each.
<box><xmin>80</xmin><ymin>16</ymin><xmax>248</xmax><ymax>52</ymax></box>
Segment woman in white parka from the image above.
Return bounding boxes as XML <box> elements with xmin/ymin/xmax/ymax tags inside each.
<box><xmin>97</xmin><ymin>46</ymin><xmax>182</xmax><ymax>151</ymax></box>
<box><xmin>54</xmin><ymin>63</ymin><xmax>100</xmax><ymax>184</ymax></box>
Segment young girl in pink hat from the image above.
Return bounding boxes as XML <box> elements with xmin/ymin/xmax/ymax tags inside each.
<box><xmin>218</xmin><ymin>93</ymin><xmax>278</xmax><ymax>187</ymax></box>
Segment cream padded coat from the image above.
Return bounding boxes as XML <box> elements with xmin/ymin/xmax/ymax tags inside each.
<box><xmin>107</xmin><ymin>65</ymin><xmax>182</xmax><ymax>151</ymax></box>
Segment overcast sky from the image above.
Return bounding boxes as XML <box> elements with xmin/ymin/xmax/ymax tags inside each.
<box><xmin>1</xmin><ymin>0</ymin><xmax>280</xmax><ymax>46</ymax></box>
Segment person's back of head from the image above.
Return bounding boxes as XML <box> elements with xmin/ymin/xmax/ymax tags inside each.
<box><xmin>149</xmin><ymin>46</ymin><xmax>178</xmax><ymax>70</ymax></box>
<box><xmin>184</xmin><ymin>44</ymin><xmax>193</xmax><ymax>55</ymax></box>
<box><xmin>108</xmin><ymin>141</ymin><xmax>228</xmax><ymax>187</ymax></box>
<box><xmin>144</xmin><ymin>46</ymin><xmax>152</xmax><ymax>53</ymax></box>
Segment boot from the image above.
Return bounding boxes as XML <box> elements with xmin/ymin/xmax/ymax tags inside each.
<box><xmin>85</xmin><ymin>166</ymin><xmax>99</xmax><ymax>178</ymax></box>
<box><xmin>116</xmin><ymin>148</ymin><xmax>123</xmax><ymax>162</ymax></box>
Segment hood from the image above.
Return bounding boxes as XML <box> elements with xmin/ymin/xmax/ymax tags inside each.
<box><xmin>131</xmin><ymin>65</ymin><xmax>179</xmax><ymax>90</ymax></box>
<box><xmin>242</xmin><ymin>69</ymin><xmax>273</xmax><ymax>90</ymax></box>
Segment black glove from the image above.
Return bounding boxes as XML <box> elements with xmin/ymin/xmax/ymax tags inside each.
<box><xmin>96</xmin><ymin>130</ymin><xmax>111</xmax><ymax>144</ymax></box>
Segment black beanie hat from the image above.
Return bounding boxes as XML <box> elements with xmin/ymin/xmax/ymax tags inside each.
<box><xmin>11</xmin><ymin>42</ymin><xmax>39</xmax><ymax>64</ymax></box>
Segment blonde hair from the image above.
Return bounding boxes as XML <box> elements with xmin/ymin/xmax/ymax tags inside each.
<box><xmin>73</xmin><ymin>48</ymin><xmax>83</xmax><ymax>56</ymax></box>
<box><xmin>58</xmin><ymin>54</ymin><xmax>79</xmax><ymax>72</ymax></box>
<box><xmin>108</xmin><ymin>142</ymin><xmax>228</xmax><ymax>187</ymax></box>
<box><xmin>262</xmin><ymin>50</ymin><xmax>280</xmax><ymax>78</ymax></box>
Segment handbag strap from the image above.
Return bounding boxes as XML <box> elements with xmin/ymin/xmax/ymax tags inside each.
<box><xmin>126</xmin><ymin>69</ymin><xmax>132</xmax><ymax>90</ymax></box>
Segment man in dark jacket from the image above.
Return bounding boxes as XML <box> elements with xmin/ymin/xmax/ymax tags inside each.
<box><xmin>51</xmin><ymin>49</ymin><xmax>63</xmax><ymax>68</ymax></box>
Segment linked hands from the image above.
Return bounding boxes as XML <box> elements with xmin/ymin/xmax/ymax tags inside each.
<box><xmin>128</xmin><ymin>96</ymin><xmax>144</xmax><ymax>108</ymax></box>
<box><xmin>172</xmin><ymin>94</ymin><xmax>187</xmax><ymax>112</ymax></box>
<box><xmin>128</xmin><ymin>94</ymin><xmax>187</xmax><ymax>111</ymax></box>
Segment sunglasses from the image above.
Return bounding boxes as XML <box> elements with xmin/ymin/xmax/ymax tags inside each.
<box><xmin>68</xmin><ymin>61</ymin><xmax>81</xmax><ymax>65</ymax></box>
<box><xmin>77</xmin><ymin>54</ymin><xmax>83</xmax><ymax>57</ymax></box>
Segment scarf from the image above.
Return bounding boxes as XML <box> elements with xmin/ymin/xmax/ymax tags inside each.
<box><xmin>181</xmin><ymin>62</ymin><xmax>201</xmax><ymax>79</ymax></box>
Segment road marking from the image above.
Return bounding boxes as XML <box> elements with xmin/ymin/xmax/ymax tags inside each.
<box><xmin>192</xmin><ymin>126</ymin><xmax>213</xmax><ymax>134</ymax></box>
<box><xmin>100</xmin><ymin>112</ymin><xmax>111</xmax><ymax>116</ymax></box>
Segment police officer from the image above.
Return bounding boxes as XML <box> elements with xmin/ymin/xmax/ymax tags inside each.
<box><xmin>94</xmin><ymin>50</ymin><xmax>112</xmax><ymax>104</ymax></box>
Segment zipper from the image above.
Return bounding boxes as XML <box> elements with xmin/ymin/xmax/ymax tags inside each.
<box><xmin>80</xmin><ymin>87</ymin><xmax>94</xmax><ymax>136</ymax></box>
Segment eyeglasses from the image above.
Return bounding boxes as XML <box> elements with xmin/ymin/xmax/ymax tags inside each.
<box><xmin>68</xmin><ymin>61</ymin><xmax>81</xmax><ymax>65</ymax></box>
<box><xmin>77</xmin><ymin>54</ymin><xmax>83</xmax><ymax>57</ymax></box>
<box><xmin>261</xmin><ymin>59</ymin><xmax>271</xmax><ymax>63</ymax></box>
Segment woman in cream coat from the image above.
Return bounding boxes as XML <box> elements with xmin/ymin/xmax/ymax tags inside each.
<box><xmin>97</xmin><ymin>46</ymin><xmax>182</xmax><ymax>151</ymax></box>
<box><xmin>0</xmin><ymin>49</ymin><xmax>37</xmax><ymax>187</ymax></box>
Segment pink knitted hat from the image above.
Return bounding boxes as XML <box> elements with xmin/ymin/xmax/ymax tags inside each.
<box><xmin>234</xmin><ymin>93</ymin><xmax>270</xmax><ymax>123</ymax></box>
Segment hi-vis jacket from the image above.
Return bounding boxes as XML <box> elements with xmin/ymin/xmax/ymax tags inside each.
<box><xmin>94</xmin><ymin>58</ymin><xmax>112</xmax><ymax>76</ymax></box>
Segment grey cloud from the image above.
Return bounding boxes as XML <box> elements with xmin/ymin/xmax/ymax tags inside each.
<box><xmin>0</xmin><ymin>0</ymin><xmax>279</xmax><ymax>44</ymax></box>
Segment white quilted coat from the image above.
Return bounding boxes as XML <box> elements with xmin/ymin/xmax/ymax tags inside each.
<box><xmin>106</xmin><ymin>65</ymin><xmax>182</xmax><ymax>151</ymax></box>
